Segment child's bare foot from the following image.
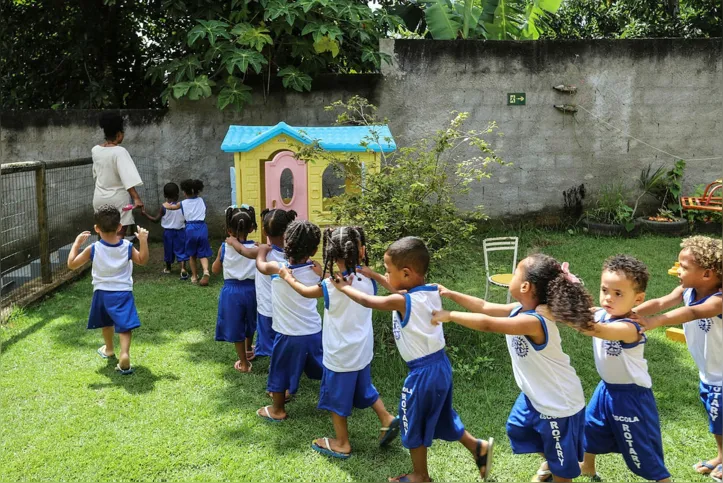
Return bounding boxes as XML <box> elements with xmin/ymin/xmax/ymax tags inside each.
<box><xmin>97</xmin><ymin>345</ymin><xmax>114</xmax><ymax>359</ymax></box>
<box><xmin>118</xmin><ymin>354</ymin><xmax>131</xmax><ymax>371</ymax></box>
<box><xmin>256</xmin><ymin>405</ymin><xmax>287</xmax><ymax>421</ymax></box>
<box><xmin>199</xmin><ymin>271</ymin><xmax>210</xmax><ymax>286</ymax></box>
<box><xmin>234</xmin><ymin>360</ymin><xmax>252</xmax><ymax>373</ymax></box>
<box><xmin>694</xmin><ymin>458</ymin><xmax>722</xmax><ymax>475</ymax></box>
<box><xmin>379</xmin><ymin>415</ymin><xmax>400</xmax><ymax>446</ymax></box>
<box><xmin>388</xmin><ymin>472</ymin><xmax>430</xmax><ymax>482</ymax></box>
<box><xmin>312</xmin><ymin>437</ymin><xmax>351</xmax><ymax>457</ymax></box>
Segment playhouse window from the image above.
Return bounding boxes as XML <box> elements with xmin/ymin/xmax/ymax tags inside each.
<box><xmin>322</xmin><ymin>164</ymin><xmax>346</xmax><ymax>211</ymax></box>
<box><xmin>280</xmin><ymin>168</ymin><xmax>294</xmax><ymax>204</ymax></box>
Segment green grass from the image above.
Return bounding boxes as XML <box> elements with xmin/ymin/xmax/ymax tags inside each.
<box><xmin>0</xmin><ymin>231</ymin><xmax>717</xmax><ymax>481</ymax></box>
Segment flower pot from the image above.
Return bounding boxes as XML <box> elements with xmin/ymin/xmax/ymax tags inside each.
<box><xmin>583</xmin><ymin>219</ymin><xmax>640</xmax><ymax>237</ymax></box>
<box><xmin>693</xmin><ymin>220</ymin><xmax>722</xmax><ymax>235</ymax></box>
<box><xmin>637</xmin><ymin>217</ymin><xmax>689</xmax><ymax>236</ymax></box>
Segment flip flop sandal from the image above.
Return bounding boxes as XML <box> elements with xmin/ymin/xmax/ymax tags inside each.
<box><xmin>311</xmin><ymin>437</ymin><xmax>351</xmax><ymax>459</ymax></box>
<box><xmin>590</xmin><ymin>474</ymin><xmax>602</xmax><ymax>482</ymax></box>
<box><xmin>695</xmin><ymin>461</ymin><xmax>718</xmax><ymax>475</ymax></box>
<box><xmin>388</xmin><ymin>475</ymin><xmax>433</xmax><ymax>483</ymax></box>
<box><xmin>180</xmin><ymin>272</ymin><xmax>189</xmax><ymax>280</ymax></box>
<box><xmin>162</xmin><ymin>268</ymin><xmax>171</xmax><ymax>274</ymax></box>
<box><xmin>533</xmin><ymin>469</ymin><xmax>553</xmax><ymax>482</ymax></box>
<box><xmin>379</xmin><ymin>417</ymin><xmax>400</xmax><ymax>447</ymax></box>
<box><xmin>97</xmin><ymin>345</ymin><xmax>114</xmax><ymax>359</ymax></box>
<box><xmin>199</xmin><ymin>273</ymin><xmax>210</xmax><ymax>286</ymax></box>
<box><xmin>233</xmin><ymin>360</ymin><xmax>252</xmax><ymax>373</ymax></box>
<box><xmin>712</xmin><ymin>465</ymin><xmax>723</xmax><ymax>483</ymax></box>
<box><xmin>257</xmin><ymin>405</ymin><xmax>287</xmax><ymax>423</ymax></box>
<box><xmin>476</xmin><ymin>437</ymin><xmax>494</xmax><ymax>482</ymax></box>
<box><xmin>191</xmin><ymin>277</ymin><xmax>198</xmax><ymax>284</ymax></box>
<box><xmin>115</xmin><ymin>364</ymin><xmax>134</xmax><ymax>375</ymax></box>
<box><xmin>246</xmin><ymin>350</ymin><xmax>256</xmax><ymax>361</ymax></box>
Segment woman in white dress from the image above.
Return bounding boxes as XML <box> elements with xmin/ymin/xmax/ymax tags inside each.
<box><xmin>92</xmin><ymin>112</ymin><xmax>144</xmax><ymax>237</ymax></box>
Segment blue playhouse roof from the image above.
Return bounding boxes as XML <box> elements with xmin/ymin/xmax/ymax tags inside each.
<box><xmin>221</xmin><ymin>122</ymin><xmax>396</xmax><ymax>153</ymax></box>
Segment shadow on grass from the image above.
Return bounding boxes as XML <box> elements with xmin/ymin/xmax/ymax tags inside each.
<box><xmin>0</xmin><ymin>316</ymin><xmax>54</xmax><ymax>357</ymax></box>
<box><xmin>88</xmin><ymin>360</ymin><xmax>180</xmax><ymax>395</ymax></box>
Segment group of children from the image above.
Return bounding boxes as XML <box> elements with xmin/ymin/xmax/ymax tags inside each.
<box><xmin>67</xmin><ymin>188</ymin><xmax>722</xmax><ymax>483</ymax></box>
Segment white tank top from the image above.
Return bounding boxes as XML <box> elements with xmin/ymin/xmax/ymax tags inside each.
<box><xmin>683</xmin><ymin>288</ymin><xmax>723</xmax><ymax>386</ymax></box>
<box><xmin>91</xmin><ymin>239</ymin><xmax>133</xmax><ymax>291</ymax></box>
<box><xmin>321</xmin><ymin>269</ymin><xmax>377</xmax><ymax>372</ymax></box>
<box><xmin>271</xmin><ymin>261</ymin><xmax>322</xmax><ymax>336</ymax></box>
<box><xmin>392</xmin><ymin>285</ymin><xmax>446</xmax><ymax>363</ymax></box>
<box><xmin>506</xmin><ymin>306</ymin><xmax>586</xmax><ymax>417</ymax></box>
<box><xmin>181</xmin><ymin>197</ymin><xmax>206</xmax><ymax>222</ymax></box>
<box><xmin>161</xmin><ymin>203</ymin><xmax>185</xmax><ymax>229</ymax></box>
<box><xmin>592</xmin><ymin>309</ymin><xmax>651</xmax><ymax>388</ymax></box>
<box><xmin>221</xmin><ymin>241</ymin><xmax>257</xmax><ymax>281</ymax></box>
<box><xmin>255</xmin><ymin>245</ymin><xmax>286</xmax><ymax>317</ymax></box>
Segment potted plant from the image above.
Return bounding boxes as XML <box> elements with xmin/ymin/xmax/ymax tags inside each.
<box><xmin>583</xmin><ymin>182</ymin><xmax>639</xmax><ymax>237</ymax></box>
<box><xmin>636</xmin><ymin>160</ymin><xmax>689</xmax><ymax>236</ymax></box>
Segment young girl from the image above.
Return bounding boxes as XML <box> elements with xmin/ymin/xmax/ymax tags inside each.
<box><xmin>211</xmin><ymin>206</ymin><xmax>258</xmax><ymax>373</ymax></box>
<box><xmin>255</xmin><ymin>220</ymin><xmax>323</xmax><ymax>422</ymax></box>
<box><xmin>253</xmin><ymin>208</ymin><xmax>297</xmax><ymax>359</ymax></box>
<box><xmin>278</xmin><ymin>226</ymin><xmax>399</xmax><ymax>458</ymax></box>
<box><xmin>164</xmin><ymin>179</ymin><xmax>212</xmax><ymax>286</ymax></box>
<box><xmin>141</xmin><ymin>182</ymin><xmax>188</xmax><ymax>279</ymax></box>
<box><xmin>432</xmin><ymin>253</ymin><xmax>593</xmax><ymax>483</ymax></box>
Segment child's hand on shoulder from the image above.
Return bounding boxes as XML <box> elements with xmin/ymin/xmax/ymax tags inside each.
<box><xmin>311</xmin><ymin>260</ymin><xmax>322</xmax><ymax>276</ymax></box>
<box><xmin>279</xmin><ymin>266</ymin><xmax>293</xmax><ymax>281</ymax></box>
<box><xmin>330</xmin><ymin>274</ymin><xmax>351</xmax><ymax>289</ymax></box>
<box><xmin>358</xmin><ymin>265</ymin><xmax>375</xmax><ymax>279</ymax></box>
<box><xmin>431</xmin><ymin>309</ymin><xmax>451</xmax><ymax>325</ymax></box>
<box><xmin>136</xmin><ymin>227</ymin><xmax>149</xmax><ymax>241</ymax></box>
<box><xmin>256</xmin><ymin>243</ymin><xmax>271</xmax><ymax>257</ymax></box>
<box><xmin>436</xmin><ymin>284</ymin><xmax>453</xmax><ymax>298</ymax></box>
<box><xmin>633</xmin><ymin>314</ymin><xmax>658</xmax><ymax>333</ymax></box>
<box><xmin>75</xmin><ymin>231</ymin><xmax>92</xmax><ymax>245</ymax></box>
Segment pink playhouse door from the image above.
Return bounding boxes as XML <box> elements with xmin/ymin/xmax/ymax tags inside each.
<box><xmin>265</xmin><ymin>150</ymin><xmax>308</xmax><ymax>220</ymax></box>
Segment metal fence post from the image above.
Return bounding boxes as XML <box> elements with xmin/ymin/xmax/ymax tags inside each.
<box><xmin>35</xmin><ymin>162</ymin><xmax>52</xmax><ymax>284</ymax></box>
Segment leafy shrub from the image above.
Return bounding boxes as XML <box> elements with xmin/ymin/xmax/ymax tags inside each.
<box><xmin>585</xmin><ymin>182</ymin><xmax>635</xmax><ymax>230</ymax></box>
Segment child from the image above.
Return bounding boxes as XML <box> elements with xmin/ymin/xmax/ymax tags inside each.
<box><xmin>163</xmin><ymin>179</ymin><xmax>212</xmax><ymax>286</ymax></box>
<box><xmin>141</xmin><ymin>182</ymin><xmax>188</xmax><ymax>279</ymax></box>
<box><xmin>332</xmin><ymin>236</ymin><xmax>493</xmax><ymax>483</ymax></box>
<box><xmin>431</xmin><ymin>253</ymin><xmax>593</xmax><ymax>483</ymax></box>
<box><xmin>67</xmin><ymin>205</ymin><xmax>149</xmax><ymax>375</ymax></box>
<box><xmin>635</xmin><ymin>236</ymin><xmax>722</xmax><ymax>481</ymax></box>
<box><xmin>278</xmin><ymin>226</ymin><xmax>399</xmax><ymax>458</ymax></box>
<box><xmin>253</xmin><ymin>208</ymin><xmax>297</xmax><ymax>359</ymax></box>
<box><xmin>211</xmin><ymin>206</ymin><xmax>259</xmax><ymax>373</ymax></box>
<box><xmin>255</xmin><ymin>220</ymin><xmax>323</xmax><ymax>422</ymax></box>
<box><xmin>547</xmin><ymin>255</ymin><xmax>670</xmax><ymax>481</ymax></box>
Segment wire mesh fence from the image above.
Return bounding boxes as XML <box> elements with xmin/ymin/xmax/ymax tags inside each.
<box><xmin>1</xmin><ymin>156</ymin><xmax>158</xmax><ymax>312</ymax></box>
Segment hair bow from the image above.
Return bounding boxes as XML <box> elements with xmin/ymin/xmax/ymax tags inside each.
<box><xmin>561</xmin><ymin>262</ymin><xmax>581</xmax><ymax>284</ymax></box>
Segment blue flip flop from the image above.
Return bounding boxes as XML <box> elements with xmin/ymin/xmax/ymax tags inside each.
<box><xmin>695</xmin><ymin>461</ymin><xmax>718</xmax><ymax>474</ymax></box>
<box><xmin>97</xmin><ymin>345</ymin><xmax>114</xmax><ymax>359</ymax></box>
<box><xmin>257</xmin><ymin>406</ymin><xmax>287</xmax><ymax>423</ymax></box>
<box><xmin>379</xmin><ymin>417</ymin><xmax>400</xmax><ymax>447</ymax></box>
<box><xmin>312</xmin><ymin>437</ymin><xmax>351</xmax><ymax>459</ymax></box>
<box><xmin>115</xmin><ymin>364</ymin><xmax>134</xmax><ymax>375</ymax></box>
<box><xmin>712</xmin><ymin>465</ymin><xmax>722</xmax><ymax>483</ymax></box>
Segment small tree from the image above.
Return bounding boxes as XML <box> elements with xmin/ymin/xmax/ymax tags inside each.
<box><xmin>297</xmin><ymin>96</ymin><xmax>508</xmax><ymax>264</ymax></box>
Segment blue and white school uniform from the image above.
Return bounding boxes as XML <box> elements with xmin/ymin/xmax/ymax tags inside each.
<box><xmin>317</xmin><ymin>270</ymin><xmax>380</xmax><ymax>417</ymax></box>
<box><xmin>585</xmin><ymin>309</ymin><xmax>670</xmax><ymax>481</ymax></box>
<box><xmin>87</xmin><ymin>239</ymin><xmax>140</xmax><ymax>333</ymax></box>
<box><xmin>180</xmin><ymin>197</ymin><xmax>212</xmax><ymax>258</ymax></box>
<box><xmin>504</xmin><ymin>306</ymin><xmax>586</xmax><ymax>480</ymax></box>
<box><xmin>392</xmin><ymin>285</ymin><xmax>465</xmax><ymax>449</ymax></box>
<box><xmin>254</xmin><ymin>244</ymin><xmax>286</xmax><ymax>356</ymax></box>
<box><xmin>161</xmin><ymin>202</ymin><xmax>187</xmax><ymax>264</ymax></box>
<box><xmin>267</xmin><ymin>261</ymin><xmax>323</xmax><ymax>395</ymax></box>
<box><xmin>215</xmin><ymin>240</ymin><xmax>257</xmax><ymax>343</ymax></box>
<box><xmin>683</xmin><ymin>288</ymin><xmax>723</xmax><ymax>435</ymax></box>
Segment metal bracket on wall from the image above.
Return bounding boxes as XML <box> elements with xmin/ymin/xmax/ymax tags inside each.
<box><xmin>553</xmin><ymin>84</ymin><xmax>577</xmax><ymax>94</ymax></box>
<box><xmin>554</xmin><ymin>104</ymin><xmax>578</xmax><ymax>113</ymax></box>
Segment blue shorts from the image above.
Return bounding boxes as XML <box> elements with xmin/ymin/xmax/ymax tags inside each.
<box><xmin>87</xmin><ymin>290</ymin><xmax>141</xmax><ymax>333</ymax></box>
<box><xmin>267</xmin><ymin>332</ymin><xmax>323</xmax><ymax>395</ymax></box>
<box><xmin>318</xmin><ymin>364</ymin><xmax>380</xmax><ymax>417</ymax></box>
<box><xmin>184</xmin><ymin>222</ymin><xmax>213</xmax><ymax>259</ymax></box>
<box><xmin>506</xmin><ymin>392</ymin><xmax>584</xmax><ymax>479</ymax></box>
<box><xmin>215</xmin><ymin>279</ymin><xmax>257</xmax><ymax>342</ymax></box>
<box><xmin>585</xmin><ymin>381</ymin><xmax>670</xmax><ymax>481</ymax></box>
<box><xmin>163</xmin><ymin>228</ymin><xmax>187</xmax><ymax>263</ymax></box>
<box><xmin>399</xmin><ymin>349</ymin><xmax>465</xmax><ymax>449</ymax></box>
<box><xmin>699</xmin><ymin>381</ymin><xmax>722</xmax><ymax>435</ymax></box>
<box><xmin>255</xmin><ymin>313</ymin><xmax>277</xmax><ymax>357</ymax></box>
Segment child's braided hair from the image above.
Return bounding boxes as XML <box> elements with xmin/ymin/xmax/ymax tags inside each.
<box><xmin>225</xmin><ymin>205</ymin><xmax>257</xmax><ymax>238</ymax></box>
<box><xmin>322</xmin><ymin>226</ymin><xmax>369</xmax><ymax>280</ymax></box>
<box><xmin>525</xmin><ymin>253</ymin><xmax>594</xmax><ymax>330</ymax></box>
<box><xmin>283</xmin><ymin>220</ymin><xmax>321</xmax><ymax>264</ymax></box>
<box><xmin>260</xmin><ymin>208</ymin><xmax>297</xmax><ymax>237</ymax></box>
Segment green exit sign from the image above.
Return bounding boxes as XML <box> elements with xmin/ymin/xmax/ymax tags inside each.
<box><xmin>508</xmin><ymin>93</ymin><xmax>526</xmax><ymax>105</ymax></box>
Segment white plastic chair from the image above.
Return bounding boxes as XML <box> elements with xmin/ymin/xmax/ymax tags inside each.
<box><xmin>483</xmin><ymin>237</ymin><xmax>519</xmax><ymax>303</ymax></box>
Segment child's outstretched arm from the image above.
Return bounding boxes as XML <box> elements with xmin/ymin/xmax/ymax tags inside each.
<box><xmin>331</xmin><ymin>275</ymin><xmax>406</xmax><ymax>313</ymax></box>
<box><xmin>163</xmin><ymin>201</ymin><xmax>181</xmax><ymax>211</ymax></box>
<box><xmin>437</xmin><ymin>284</ymin><xmax>518</xmax><ymax>316</ymax></box>
<box><xmin>131</xmin><ymin>227</ymin><xmax>150</xmax><ymax>266</ymax></box>
<box><xmin>431</xmin><ymin>309</ymin><xmax>546</xmax><ymax>341</ymax></box>
<box><xmin>212</xmin><ymin>245</ymin><xmax>223</xmax><ymax>275</ymax></box>
<box><xmin>638</xmin><ymin>294</ymin><xmax>721</xmax><ymax>332</ymax></box>
<box><xmin>279</xmin><ymin>266</ymin><xmax>323</xmax><ymax>299</ymax></box>
<box><xmin>633</xmin><ymin>286</ymin><xmax>685</xmax><ymax>316</ymax></box>
<box><xmin>255</xmin><ymin>244</ymin><xmax>281</xmax><ymax>276</ymax></box>
<box><xmin>67</xmin><ymin>231</ymin><xmax>92</xmax><ymax>270</ymax></box>
<box><xmin>358</xmin><ymin>265</ymin><xmax>397</xmax><ymax>293</ymax></box>
<box><xmin>226</xmin><ymin>236</ymin><xmax>259</xmax><ymax>259</ymax></box>
<box><xmin>142</xmin><ymin>206</ymin><xmax>163</xmax><ymax>222</ymax></box>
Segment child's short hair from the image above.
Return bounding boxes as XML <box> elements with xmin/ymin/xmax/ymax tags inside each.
<box><xmin>322</xmin><ymin>226</ymin><xmax>369</xmax><ymax>279</ymax></box>
<box><xmin>99</xmin><ymin>112</ymin><xmax>123</xmax><ymax>140</ymax></box>
<box><xmin>284</xmin><ymin>220</ymin><xmax>321</xmax><ymax>263</ymax></box>
<box><xmin>261</xmin><ymin>208</ymin><xmax>297</xmax><ymax>237</ymax></box>
<box><xmin>163</xmin><ymin>182</ymin><xmax>180</xmax><ymax>201</ymax></box>
<box><xmin>681</xmin><ymin>235</ymin><xmax>723</xmax><ymax>280</ymax></box>
<box><xmin>602</xmin><ymin>254</ymin><xmax>649</xmax><ymax>292</ymax></box>
<box><xmin>94</xmin><ymin>205</ymin><xmax>121</xmax><ymax>233</ymax></box>
<box><xmin>385</xmin><ymin>237</ymin><xmax>429</xmax><ymax>275</ymax></box>
<box><xmin>180</xmin><ymin>179</ymin><xmax>204</xmax><ymax>196</ymax></box>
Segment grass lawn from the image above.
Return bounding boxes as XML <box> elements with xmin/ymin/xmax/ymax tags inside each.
<box><xmin>0</xmin><ymin>230</ymin><xmax>717</xmax><ymax>481</ymax></box>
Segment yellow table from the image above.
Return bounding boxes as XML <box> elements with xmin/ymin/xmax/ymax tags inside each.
<box><xmin>665</xmin><ymin>262</ymin><xmax>686</xmax><ymax>343</ymax></box>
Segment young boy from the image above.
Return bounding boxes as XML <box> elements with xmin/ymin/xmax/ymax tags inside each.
<box><xmin>141</xmin><ymin>182</ymin><xmax>188</xmax><ymax>279</ymax></box>
<box><xmin>332</xmin><ymin>236</ymin><xmax>493</xmax><ymax>482</ymax></box>
<box><xmin>635</xmin><ymin>236</ymin><xmax>722</xmax><ymax>481</ymax></box>
<box><xmin>570</xmin><ymin>255</ymin><xmax>670</xmax><ymax>482</ymax></box>
<box><xmin>67</xmin><ymin>205</ymin><xmax>149</xmax><ymax>374</ymax></box>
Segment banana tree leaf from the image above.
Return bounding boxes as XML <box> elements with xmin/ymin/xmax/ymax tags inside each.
<box><xmin>423</xmin><ymin>0</ymin><xmax>461</xmax><ymax>39</ymax></box>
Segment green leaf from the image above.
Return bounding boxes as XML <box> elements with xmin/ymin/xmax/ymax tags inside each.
<box><xmin>313</xmin><ymin>35</ymin><xmax>340</xmax><ymax>58</ymax></box>
<box><xmin>278</xmin><ymin>66</ymin><xmax>312</xmax><ymax>92</ymax></box>
<box><xmin>223</xmin><ymin>49</ymin><xmax>268</xmax><ymax>75</ymax></box>
<box><xmin>172</xmin><ymin>82</ymin><xmax>191</xmax><ymax>98</ymax></box>
<box><xmin>217</xmin><ymin>77</ymin><xmax>253</xmax><ymax>111</ymax></box>
<box><xmin>422</xmin><ymin>0</ymin><xmax>461</xmax><ymax>40</ymax></box>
